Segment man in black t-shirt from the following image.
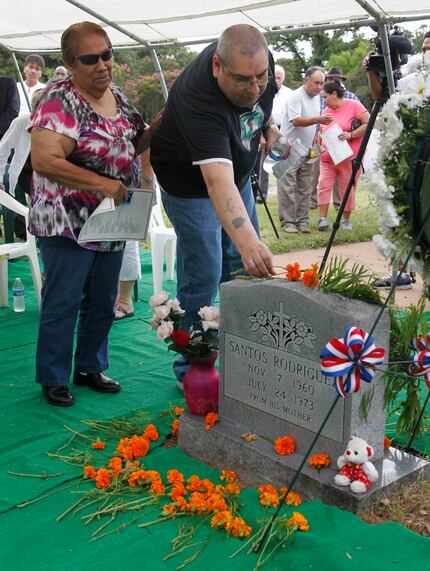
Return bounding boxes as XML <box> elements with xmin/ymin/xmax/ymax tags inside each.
<box><xmin>151</xmin><ymin>24</ymin><xmax>280</xmax><ymax>385</ymax></box>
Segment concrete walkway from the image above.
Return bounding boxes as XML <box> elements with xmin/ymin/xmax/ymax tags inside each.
<box><xmin>274</xmin><ymin>241</ymin><xmax>429</xmax><ymax>310</ymax></box>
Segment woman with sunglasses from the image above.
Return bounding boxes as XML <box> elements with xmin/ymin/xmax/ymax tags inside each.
<box><xmin>28</xmin><ymin>21</ymin><xmax>148</xmax><ymax>407</ymax></box>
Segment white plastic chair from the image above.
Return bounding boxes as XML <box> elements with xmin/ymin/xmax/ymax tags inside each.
<box><xmin>0</xmin><ymin>190</ymin><xmax>42</xmax><ymax>307</ymax></box>
<box><xmin>149</xmin><ymin>183</ymin><xmax>177</xmax><ymax>295</ymax></box>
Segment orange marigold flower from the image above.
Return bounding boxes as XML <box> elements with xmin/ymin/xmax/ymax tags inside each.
<box><xmin>162</xmin><ymin>503</ymin><xmax>176</xmax><ymax>517</ymax></box>
<box><xmin>83</xmin><ymin>465</ymin><xmax>96</xmax><ymax>479</ymax></box>
<box><xmin>384</xmin><ymin>435</ymin><xmax>392</xmax><ymax>449</ymax></box>
<box><xmin>220</xmin><ymin>469</ymin><xmax>237</xmax><ymax>484</ymax></box>
<box><xmin>210</xmin><ymin>510</ymin><xmax>232</xmax><ymax>529</ymax></box>
<box><xmin>175</xmin><ymin>496</ymin><xmax>189</xmax><ymax>512</ymax></box>
<box><xmin>274</xmin><ymin>435</ymin><xmax>295</xmax><ymax>456</ymax></box>
<box><xmin>95</xmin><ymin>467</ymin><xmax>111</xmax><ymax>489</ymax></box>
<box><xmin>188</xmin><ymin>492</ymin><xmax>208</xmax><ymax>514</ymax></box>
<box><xmin>92</xmin><ymin>440</ymin><xmax>105</xmax><ymax>450</ymax></box>
<box><xmin>280</xmin><ymin>489</ymin><xmax>302</xmax><ymax>506</ymax></box>
<box><xmin>207</xmin><ymin>494</ymin><xmax>228</xmax><ymax>513</ymax></box>
<box><xmin>225</xmin><ymin>483</ymin><xmax>241</xmax><ymax>495</ymax></box>
<box><xmin>167</xmin><ymin>469</ymin><xmax>185</xmax><ymax>485</ymax></box>
<box><xmin>171</xmin><ymin>419</ymin><xmax>180</xmax><ymax>438</ymax></box>
<box><xmin>143</xmin><ymin>424</ymin><xmax>159</xmax><ymax>442</ymax></box>
<box><xmin>258</xmin><ymin>484</ymin><xmax>280</xmax><ymax>507</ymax></box>
<box><xmin>229</xmin><ymin>516</ymin><xmax>252</xmax><ymax>538</ymax></box>
<box><xmin>302</xmin><ymin>264</ymin><xmax>319</xmax><ymax>288</ymax></box>
<box><xmin>173</xmin><ymin>406</ymin><xmax>185</xmax><ymax>416</ymax></box>
<box><xmin>205</xmin><ymin>412</ymin><xmax>218</xmax><ymax>431</ymax></box>
<box><xmin>171</xmin><ymin>483</ymin><xmax>187</xmax><ymax>502</ymax></box>
<box><xmin>287</xmin><ymin>511</ymin><xmax>310</xmax><ymax>532</ymax></box>
<box><xmin>150</xmin><ymin>481</ymin><xmax>165</xmax><ymax>495</ymax></box>
<box><xmin>108</xmin><ymin>456</ymin><xmax>123</xmax><ymax>476</ymax></box>
<box><xmin>117</xmin><ymin>435</ymin><xmax>150</xmax><ymax>461</ymax></box>
<box><xmin>309</xmin><ymin>453</ymin><xmax>330</xmax><ymax>470</ymax></box>
<box><xmin>128</xmin><ymin>469</ymin><xmax>148</xmax><ymax>487</ymax></box>
<box><xmin>286</xmin><ymin>262</ymin><xmax>301</xmax><ymax>281</ymax></box>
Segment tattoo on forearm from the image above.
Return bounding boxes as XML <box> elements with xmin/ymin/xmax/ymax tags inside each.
<box><xmin>232</xmin><ymin>216</ymin><xmax>246</xmax><ymax>229</ymax></box>
<box><xmin>224</xmin><ymin>198</ymin><xmax>235</xmax><ymax>214</ymax></box>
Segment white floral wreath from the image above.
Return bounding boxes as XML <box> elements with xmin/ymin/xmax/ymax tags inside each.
<box><xmin>369</xmin><ymin>51</ymin><xmax>430</xmax><ymax>282</ymax></box>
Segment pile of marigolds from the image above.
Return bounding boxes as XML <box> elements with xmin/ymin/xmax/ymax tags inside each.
<box><xmin>57</xmin><ymin>406</ymin><xmax>311</xmax><ymax>567</ymax></box>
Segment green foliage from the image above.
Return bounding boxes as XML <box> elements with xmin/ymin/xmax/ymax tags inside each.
<box><xmin>385</xmin><ymin>301</ymin><xmax>429</xmax><ymax>437</ymax></box>
<box><xmin>319</xmin><ymin>256</ymin><xmax>383</xmax><ymax>305</ymax></box>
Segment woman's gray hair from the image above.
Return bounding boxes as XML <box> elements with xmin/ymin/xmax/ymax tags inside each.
<box><xmin>216</xmin><ymin>24</ymin><xmax>268</xmax><ymax>68</ymax></box>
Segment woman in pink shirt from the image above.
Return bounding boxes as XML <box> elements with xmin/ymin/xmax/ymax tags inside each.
<box><xmin>317</xmin><ymin>81</ymin><xmax>369</xmax><ymax>231</ymax></box>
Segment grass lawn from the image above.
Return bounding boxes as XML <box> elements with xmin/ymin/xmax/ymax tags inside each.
<box><xmin>258</xmin><ymin>181</ymin><xmax>379</xmax><ymax>254</ymax></box>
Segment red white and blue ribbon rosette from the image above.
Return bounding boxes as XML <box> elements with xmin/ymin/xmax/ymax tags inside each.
<box><xmin>407</xmin><ymin>335</ymin><xmax>430</xmax><ymax>389</ymax></box>
<box><xmin>320</xmin><ymin>326</ymin><xmax>385</xmax><ymax>397</ymax></box>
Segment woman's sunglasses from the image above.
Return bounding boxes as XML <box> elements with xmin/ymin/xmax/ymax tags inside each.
<box><xmin>74</xmin><ymin>48</ymin><xmax>113</xmax><ymax>66</ymax></box>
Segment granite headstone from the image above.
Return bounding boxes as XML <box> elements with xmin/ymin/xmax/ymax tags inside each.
<box><xmin>179</xmin><ymin>279</ymin><xmax>429</xmax><ymax>511</ymax></box>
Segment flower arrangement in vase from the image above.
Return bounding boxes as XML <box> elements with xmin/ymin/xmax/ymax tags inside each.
<box><xmin>150</xmin><ymin>292</ymin><xmax>220</xmax><ymax>415</ymax></box>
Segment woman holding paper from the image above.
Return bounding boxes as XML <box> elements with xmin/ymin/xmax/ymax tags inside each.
<box><xmin>316</xmin><ymin>81</ymin><xmax>369</xmax><ymax>231</ymax></box>
<box><xmin>28</xmin><ymin>21</ymin><xmax>148</xmax><ymax>407</ymax></box>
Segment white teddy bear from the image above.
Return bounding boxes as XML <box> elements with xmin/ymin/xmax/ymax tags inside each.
<box><xmin>334</xmin><ymin>435</ymin><xmax>379</xmax><ymax>494</ymax></box>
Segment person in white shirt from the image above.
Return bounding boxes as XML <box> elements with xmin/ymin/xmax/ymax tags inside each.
<box><xmin>277</xmin><ymin>67</ymin><xmax>332</xmax><ymax>233</ymax></box>
<box><xmin>272</xmin><ymin>65</ymin><xmax>293</xmax><ymax>126</ymax></box>
<box><xmin>16</xmin><ymin>54</ymin><xmax>46</xmax><ymax>115</ymax></box>
<box><xmin>256</xmin><ymin>65</ymin><xmax>292</xmax><ymax>202</ymax></box>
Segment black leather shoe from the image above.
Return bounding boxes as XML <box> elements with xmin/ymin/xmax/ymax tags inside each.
<box><xmin>43</xmin><ymin>385</ymin><xmax>75</xmax><ymax>407</ymax></box>
<box><xmin>73</xmin><ymin>372</ymin><xmax>121</xmax><ymax>393</ymax></box>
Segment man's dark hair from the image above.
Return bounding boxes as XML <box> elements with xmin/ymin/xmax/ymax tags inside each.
<box><xmin>424</xmin><ymin>31</ymin><xmax>430</xmax><ymax>39</ymax></box>
<box><xmin>24</xmin><ymin>54</ymin><xmax>45</xmax><ymax>70</ymax></box>
<box><xmin>216</xmin><ymin>24</ymin><xmax>267</xmax><ymax>68</ymax></box>
<box><xmin>304</xmin><ymin>66</ymin><xmax>325</xmax><ymax>78</ymax></box>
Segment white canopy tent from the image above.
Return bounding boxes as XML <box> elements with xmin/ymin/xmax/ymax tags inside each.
<box><xmin>1</xmin><ymin>1</ymin><xmax>430</xmax><ymax>100</ymax></box>
<box><xmin>0</xmin><ymin>0</ymin><xmax>430</xmax><ymax>52</ymax></box>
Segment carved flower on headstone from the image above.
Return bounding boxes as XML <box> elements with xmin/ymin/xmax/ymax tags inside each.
<box><xmin>249</xmin><ymin>305</ymin><xmax>317</xmax><ymax>353</ymax></box>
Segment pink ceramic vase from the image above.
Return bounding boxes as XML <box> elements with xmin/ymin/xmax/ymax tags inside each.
<box><xmin>183</xmin><ymin>352</ymin><xmax>219</xmax><ymax>416</ymax></box>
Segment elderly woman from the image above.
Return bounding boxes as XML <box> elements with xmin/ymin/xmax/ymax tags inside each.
<box><xmin>29</xmin><ymin>21</ymin><xmax>148</xmax><ymax>406</ymax></box>
<box><xmin>317</xmin><ymin>80</ymin><xmax>369</xmax><ymax>231</ymax></box>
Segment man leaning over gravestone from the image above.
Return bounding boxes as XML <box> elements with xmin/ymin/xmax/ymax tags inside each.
<box><xmin>277</xmin><ymin>67</ymin><xmax>332</xmax><ymax>234</ymax></box>
<box><xmin>151</xmin><ymin>24</ymin><xmax>280</xmax><ymax>387</ymax></box>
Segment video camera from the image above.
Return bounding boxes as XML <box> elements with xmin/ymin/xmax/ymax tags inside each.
<box><xmin>367</xmin><ymin>25</ymin><xmax>414</xmax><ymax>77</ymax></box>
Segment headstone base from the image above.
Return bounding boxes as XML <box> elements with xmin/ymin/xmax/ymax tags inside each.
<box><xmin>179</xmin><ymin>413</ymin><xmax>430</xmax><ymax>513</ymax></box>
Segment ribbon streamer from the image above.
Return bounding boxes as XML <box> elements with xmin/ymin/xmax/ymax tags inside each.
<box><xmin>320</xmin><ymin>325</ymin><xmax>385</xmax><ymax>397</ymax></box>
<box><xmin>408</xmin><ymin>335</ymin><xmax>430</xmax><ymax>389</ymax></box>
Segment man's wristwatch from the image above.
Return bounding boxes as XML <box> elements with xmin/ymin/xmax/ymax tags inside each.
<box><xmin>262</xmin><ymin>122</ymin><xmax>279</xmax><ymax>135</ymax></box>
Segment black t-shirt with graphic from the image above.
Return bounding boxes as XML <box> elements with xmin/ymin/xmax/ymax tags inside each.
<box><xmin>151</xmin><ymin>42</ymin><xmax>277</xmax><ymax>198</ymax></box>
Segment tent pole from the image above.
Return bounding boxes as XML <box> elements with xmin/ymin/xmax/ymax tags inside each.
<box><xmin>64</xmin><ymin>0</ymin><xmax>169</xmax><ymax>102</ymax></box>
<box><xmin>10</xmin><ymin>51</ymin><xmax>31</xmax><ymax>112</ymax></box>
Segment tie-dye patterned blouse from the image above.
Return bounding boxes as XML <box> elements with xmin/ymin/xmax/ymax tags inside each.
<box><xmin>28</xmin><ymin>79</ymin><xmax>145</xmax><ymax>251</ymax></box>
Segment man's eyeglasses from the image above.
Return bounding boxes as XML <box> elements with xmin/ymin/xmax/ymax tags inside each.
<box><xmin>74</xmin><ymin>48</ymin><xmax>113</xmax><ymax>66</ymax></box>
<box><xmin>218</xmin><ymin>56</ymin><xmax>270</xmax><ymax>89</ymax></box>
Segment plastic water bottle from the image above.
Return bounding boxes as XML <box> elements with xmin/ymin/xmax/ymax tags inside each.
<box><xmin>269</xmin><ymin>136</ymin><xmax>290</xmax><ymax>161</ymax></box>
<box><xmin>12</xmin><ymin>277</ymin><xmax>25</xmax><ymax>312</ymax></box>
<box><xmin>263</xmin><ymin>137</ymin><xmax>291</xmax><ymax>174</ymax></box>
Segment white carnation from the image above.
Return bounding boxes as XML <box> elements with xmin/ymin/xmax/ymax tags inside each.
<box><xmin>372</xmin><ymin>235</ymin><xmax>397</xmax><ymax>259</ymax></box>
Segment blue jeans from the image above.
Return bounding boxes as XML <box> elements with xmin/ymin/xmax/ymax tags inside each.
<box><xmin>162</xmin><ymin>178</ymin><xmax>259</xmax><ymax>380</ymax></box>
<box><xmin>36</xmin><ymin>237</ymin><xmax>124</xmax><ymax>387</ymax></box>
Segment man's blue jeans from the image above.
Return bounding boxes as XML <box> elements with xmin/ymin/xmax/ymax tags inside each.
<box><xmin>161</xmin><ymin>178</ymin><xmax>259</xmax><ymax>381</ymax></box>
<box><xmin>36</xmin><ymin>236</ymin><xmax>124</xmax><ymax>387</ymax></box>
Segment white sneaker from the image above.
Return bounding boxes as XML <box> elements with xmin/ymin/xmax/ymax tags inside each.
<box><xmin>317</xmin><ymin>217</ymin><xmax>330</xmax><ymax>231</ymax></box>
<box><xmin>342</xmin><ymin>219</ymin><xmax>352</xmax><ymax>231</ymax></box>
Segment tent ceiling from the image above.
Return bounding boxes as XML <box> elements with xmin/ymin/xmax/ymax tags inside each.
<box><xmin>0</xmin><ymin>0</ymin><xmax>430</xmax><ymax>52</ymax></box>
